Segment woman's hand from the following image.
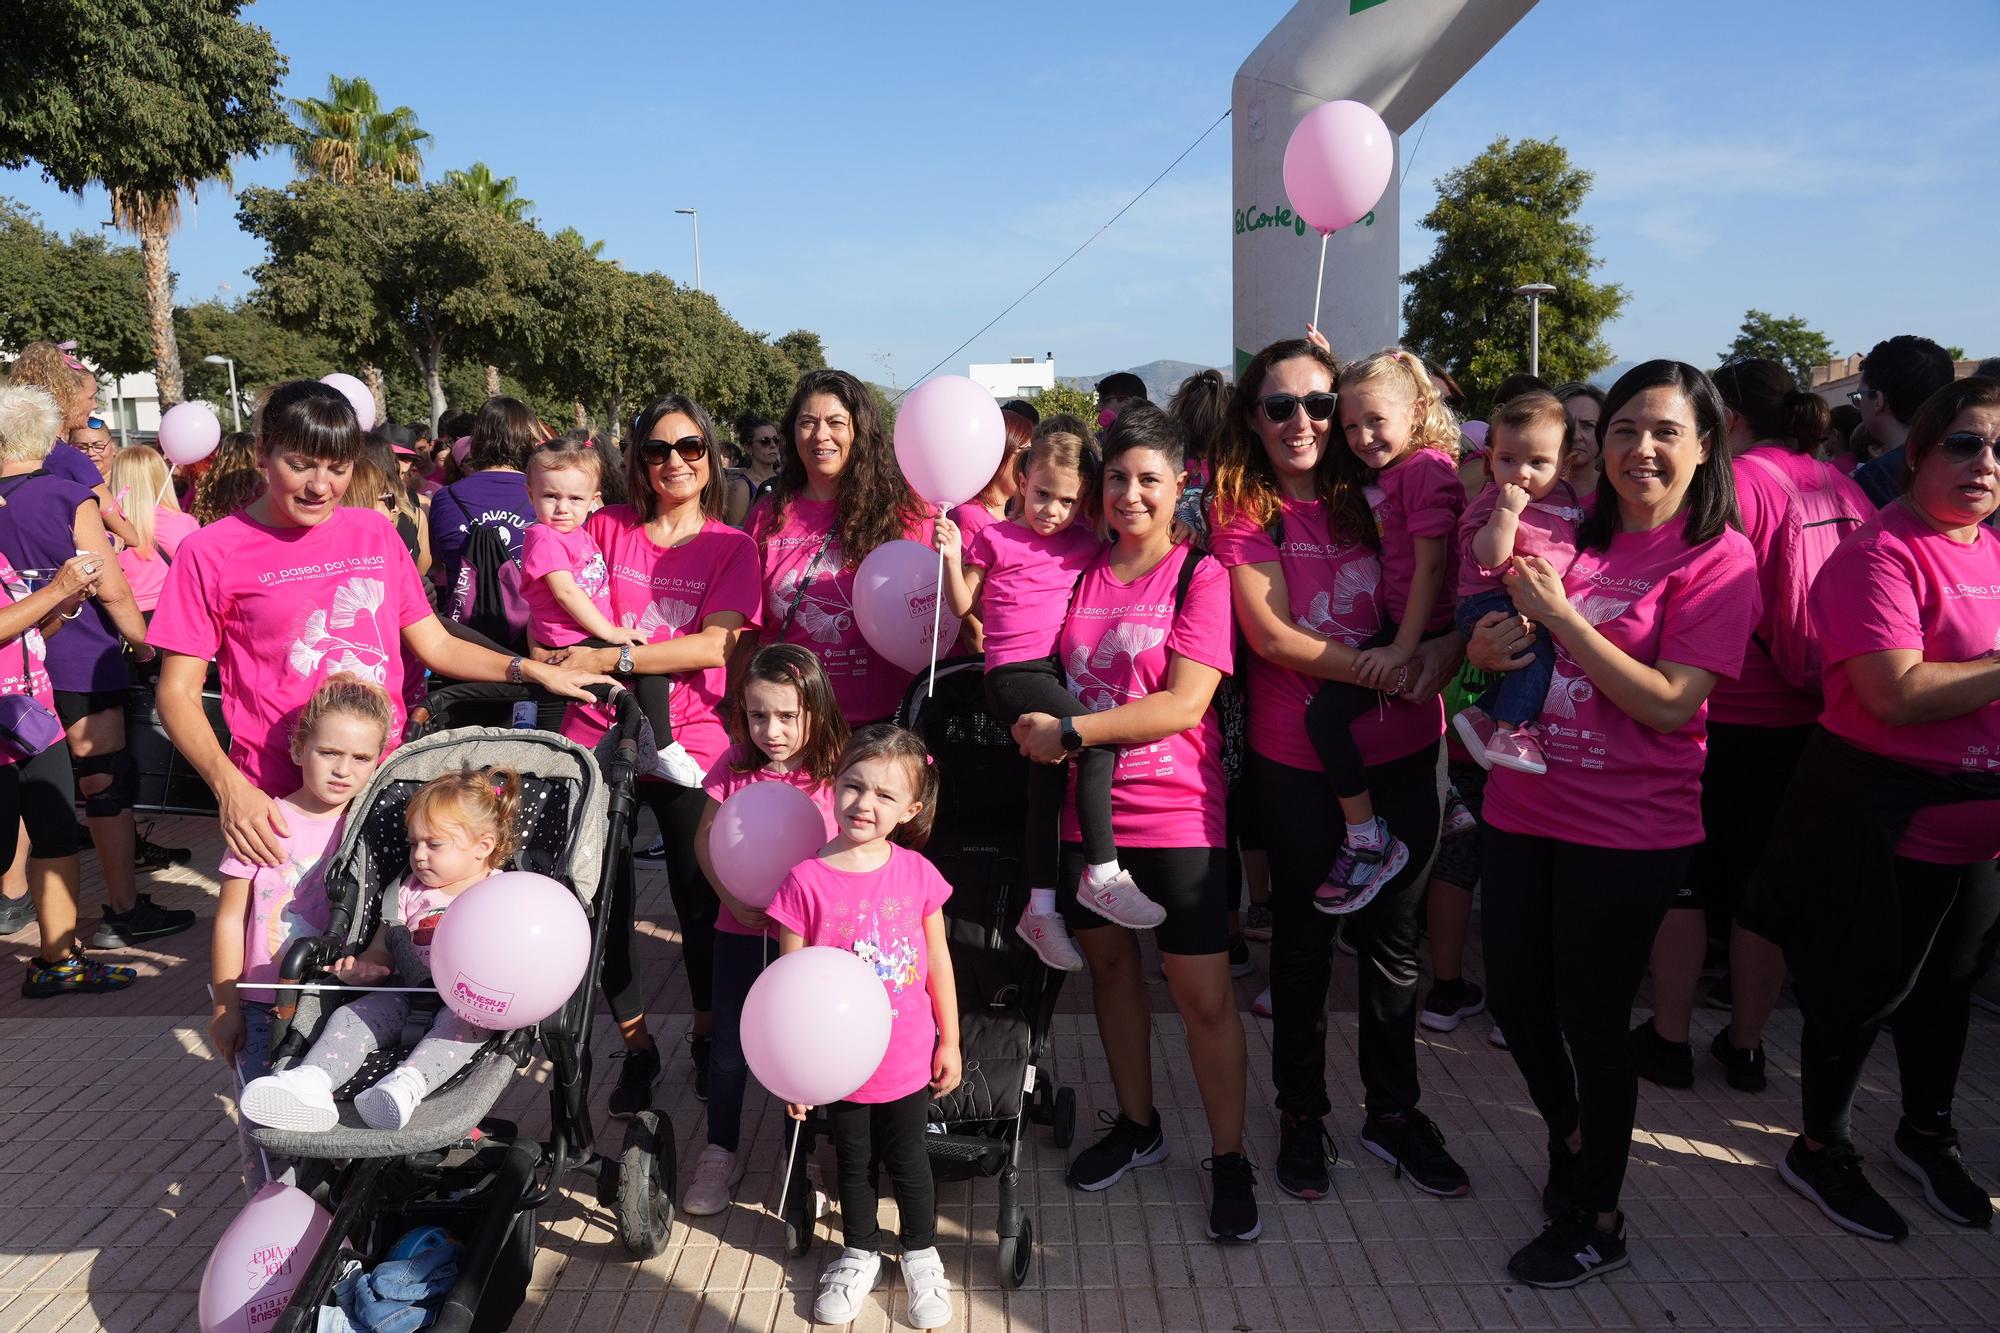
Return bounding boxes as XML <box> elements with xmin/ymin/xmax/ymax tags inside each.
<box><xmin>208</xmin><ymin>1005</ymin><xmax>244</xmax><ymax>1061</ymax></box>
<box><xmin>786</xmin><ymin>1101</ymin><xmax>813</xmax><ymax>1122</ymax></box>
<box><xmin>50</xmin><ymin>553</ymin><xmax>104</xmax><ymax>601</ymax></box>
<box><xmin>219</xmin><ymin>775</ymin><xmax>292</xmax><ymax>868</ymax></box>
<box><xmin>520</xmin><ymin>657</ymin><xmax>616</xmax><ymax>701</ymax></box>
<box><xmin>1011</xmin><ymin>712</ymin><xmax>1066</xmax><ymax>764</ymax></box>
<box><xmin>729</xmin><ymin>904</ymin><xmax>771</xmax><ymax>932</ymax></box>
<box><xmin>1405</xmin><ymin>633</ymin><xmax>1467</xmax><ymax>702</ymax></box>
<box><xmin>612</xmin><ymin>628</ymin><xmax>650</xmax><ymax>648</ymax></box>
<box><xmin>931</xmin><ymin>1041</ymin><xmax>963</xmax><ymax>1098</ymax></box>
<box><xmin>1466</xmin><ymin>610</ymin><xmax>1536</xmax><ymax>674</ymax></box>
<box><xmin>329</xmin><ymin>955</ymin><xmax>391</xmax><ymax>986</ymax></box>
<box><xmin>1502</xmin><ymin>554</ymin><xmax>1575</xmax><ymax>627</ymax></box>
<box><xmin>1352</xmin><ymin>642</ymin><xmax>1412</xmax><ymax>690</ymax></box>
<box><xmin>933</xmin><ymin>515</ymin><xmax>961</xmax><ymax>565</ymax></box>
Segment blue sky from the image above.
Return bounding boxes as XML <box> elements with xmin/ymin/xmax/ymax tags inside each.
<box><xmin>5</xmin><ymin>0</ymin><xmax>1996</xmax><ymax>385</ymax></box>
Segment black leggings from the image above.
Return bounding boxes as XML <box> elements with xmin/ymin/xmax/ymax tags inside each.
<box><xmin>1301</xmin><ymin>624</ymin><xmax>1396</xmax><ymax>801</ymax></box>
<box><xmin>984</xmin><ymin>658</ymin><xmax>1114</xmax><ymax>884</ymax></box>
<box><xmin>826</xmin><ymin>1085</ymin><xmax>936</xmax><ymax>1252</ymax></box>
<box><xmin>1797</xmin><ymin>856</ymin><xmax>2000</xmax><ymax>1147</ymax></box>
<box><xmin>0</xmin><ymin>742</ymin><xmax>81</xmax><ymax>864</ymax></box>
<box><xmin>580</xmin><ymin>639</ymin><xmax>674</xmax><ymax>747</ymax></box>
<box><xmin>612</xmin><ymin>781</ymin><xmax>718</xmax><ymax>1024</ymax></box>
<box><xmin>1481</xmin><ymin>828</ymin><xmax>1690</xmax><ymax>1215</ymax></box>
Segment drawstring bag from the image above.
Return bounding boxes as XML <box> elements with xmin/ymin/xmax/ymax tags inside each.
<box><xmin>0</xmin><ymin>633</ymin><xmax>61</xmax><ymax>761</ymax></box>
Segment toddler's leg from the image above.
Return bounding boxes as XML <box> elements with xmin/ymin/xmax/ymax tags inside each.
<box><xmin>1490</xmin><ymin>628</ymin><xmax>1558</xmax><ymax>729</ymax></box>
<box><xmin>630</xmin><ymin>674</ymin><xmax>677</xmax><ymax>747</ymax></box>
<box><xmin>302</xmin><ymin>991</ymin><xmax>411</xmax><ymax>1086</ymax></box>
<box><xmin>400</xmin><ymin>1010</ymin><xmax>493</xmax><ymax>1090</ymax></box>
<box><xmin>1304</xmin><ymin>682</ymin><xmax>1376</xmax><ymax>804</ymax></box>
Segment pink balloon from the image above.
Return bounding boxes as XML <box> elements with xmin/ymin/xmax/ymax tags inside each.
<box><xmin>320</xmin><ymin>372</ymin><xmax>378</xmax><ymax>432</ymax></box>
<box><xmin>158</xmin><ymin>401</ymin><xmax>221</xmax><ymax>467</ymax></box>
<box><xmin>430</xmin><ymin>871</ymin><xmax>590</xmax><ymax>1030</ymax></box>
<box><xmin>708</xmin><ymin>782</ymin><xmax>828</xmax><ymax>910</ymax></box>
<box><xmin>852</xmin><ymin>539</ymin><xmax>963</xmax><ymax>675</ymax></box>
<box><xmin>1282</xmin><ymin>99</ymin><xmax>1395</xmax><ymax>235</ymax></box>
<box><xmin>893</xmin><ymin>375</ymin><xmax>1005</xmax><ymax>505</ymax></box>
<box><xmin>741</xmin><ymin>945</ymin><xmax>894</xmax><ymax>1105</ymax></box>
<box><xmin>198</xmin><ymin>1182</ymin><xmax>333</xmax><ymax>1333</ymax></box>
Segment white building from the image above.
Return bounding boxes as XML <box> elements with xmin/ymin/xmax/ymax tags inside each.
<box><xmin>97</xmin><ymin>368</ymin><xmax>165</xmax><ymax>440</ymax></box>
<box><xmin>967</xmin><ymin>354</ymin><xmax>1055</xmax><ymax>402</ymax></box>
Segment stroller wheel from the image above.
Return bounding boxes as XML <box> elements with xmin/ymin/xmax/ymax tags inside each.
<box><xmin>617</xmin><ymin>1110</ymin><xmax>676</xmax><ymax>1259</ymax></box>
<box><xmin>997</xmin><ymin>1215</ymin><xmax>1034</xmax><ymax>1289</ymax></box>
<box><xmin>1052</xmin><ymin>1086</ymin><xmax>1077</xmax><ymax>1149</ymax></box>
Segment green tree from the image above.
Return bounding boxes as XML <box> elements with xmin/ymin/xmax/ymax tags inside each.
<box><xmin>0</xmin><ymin>0</ymin><xmax>293</xmax><ymax>406</ymax></box>
<box><xmin>174</xmin><ymin>298</ymin><xmax>346</xmax><ymax>423</ymax></box>
<box><xmin>0</xmin><ymin>197</ymin><xmax>150</xmax><ymax>375</ymax></box>
<box><xmin>1401</xmin><ymin>137</ymin><xmax>1626</xmax><ymax>414</ymax></box>
<box><xmin>446</xmin><ymin>163</ymin><xmax>533</xmax><ymax>222</ymax></box>
<box><xmin>291</xmin><ymin>74</ymin><xmax>430</xmax><ymax>186</ymax></box>
<box><xmin>1027</xmin><ymin>383</ymin><xmax>1098</xmax><ymax>422</ymax></box>
<box><xmin>1943</xmin><ymin>345</ymin><xmax>1967</xmax><ymax>362</ymax></box>
<box><xmin>1722</xmin><ymin>310</ymin><xmax>1836</xmax><ymax>389</ymax></box>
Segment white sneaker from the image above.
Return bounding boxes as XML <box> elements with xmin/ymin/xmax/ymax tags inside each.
<box><xmin>901</xmin><ymin>1246</ymin><xmax>954</xmax><ymax>1330</ymax></box>
<box><xmin>1076</xmin><ymin>868</ymin><xmax>1167</xmax><ymax>929</ymax></box>
<box><xmin>1015</xmin><ymin>910</ymin><xmax>1084</xmax><ymax>972</ymax></box>
<box><xmin>811</xmin><ymin>1247</ymin><xmax>882</xmax><ymax>1325</ymax></box>
<box><xmin>1251</xmin><ymin>986</ymin><xmax>1273</xmax><ymax>1019</ymax></box>
<box><xmin>241</xmin><ymin>1065</ymin><xmax>338</xmax><ymax>1132</ymax></box>
<box><xmin>654</xmin><ymin>741</ymin><xmax>705</xmax><ymax>787</ymax></box>
<box><xmin>354</xmin><ymin>1064</ymin><xmax>428</xmax><ymax>1131</ymax></box>
<box><xmin>681</xmin><ymin>1144</ymin><xmax>744</xmax><ymax>1216</ymax></box>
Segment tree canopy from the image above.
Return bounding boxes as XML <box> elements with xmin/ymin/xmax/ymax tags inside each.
<box><xmin>1722</xmin><ymin>310</ymin><xmax>1836</xmax><ymax>389</ymax></box>
<box><xmin>0</xmin><ymin>197</ymin><xmax>150</xmax><ymax>376</ymax></box>
<box><xmin>291</xmin><ymin>74</ymin><xmax>430</xmax><ymax>186</ymax></box>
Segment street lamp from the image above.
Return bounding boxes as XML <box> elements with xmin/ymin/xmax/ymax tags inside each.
<box><xmin>674</xmin><ymin>207</ymin><xmax>702</xmax><ymax>292</ymax></box>
<box><xmin>1512</xmin><ymin>282</ymin><xmax>1556</xmax><ymax>379</ymax></box>
<box><xmin>201</xmin><ymin>354</ymin><xmax>241</xmax><ymax>429</ymax></box>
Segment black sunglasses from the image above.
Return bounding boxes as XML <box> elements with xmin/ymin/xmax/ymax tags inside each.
<box><xmin>1260</xmin><ymin>392</ymin><xmax>1338</xmax><ymax>424</ymax></box>
<box><xmin>639</xmin><ymin>436</ymin><xmax>709</xmax><ymax>466</ymax></box>
<box><xmin>1938</xmin><ymin>432</ymin><xmax>2000</xmax><ymax>464</ymax></box>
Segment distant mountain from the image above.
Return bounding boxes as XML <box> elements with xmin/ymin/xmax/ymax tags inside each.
<box><xmin>1061</xmin><ymin>358</ymin><xmax>1222</xmax><ymax>405</ymax></box>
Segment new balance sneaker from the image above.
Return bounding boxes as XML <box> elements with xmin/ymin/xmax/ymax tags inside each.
<box><xmin>1484</xmin><ymin>724</ymin><xmax>1548</xmax><ymax>775</ymax></box>
<box><xmin>1251</xmin><ymin>986</ymin><xmax>1273</xmax><ymax>1019</ymax></box>
<box><xmin>1452</xmin><ymin>707</ymin><xmax>1496</xmax><ymax>769</ymax></box>
<box><xmin>1419</xmin><ymin>978</ymin><xmax>1486</xmax><ymax>1033</ymax></box>
<box><xmin>1015</xmin><ymin>910</ymin><xmax>1084</xmax><ymax>972</ymax></box>
<box><xmin>688</xmin><ymin>1032</ymin><xmax>712</xmax><ymax>1102</ymax></box>
<box><xmin>1708</xmin><ymin>1028</ymin><xmax>1767</xmax><ymax>1093</ymax></box>
<box><xmin>682</xmin><ymin>1145</ymin><xmax>747</xmax><ymax>1217</ymax></box>
<box><xmin>1360</xmin><ymin>1109</ymin><xmax>1470</xmax><ymax>1197</ymax></box>
<box><xmin>1506</xmin><ymin>1208</ymin><xmax>1629</xmax><ymax>1289</ymax></box>
<box><xmin>1890</xmin><ymin>1118</ymin><xmax>1994</xmax><ymax>1228</ymax></box>
<box><xmin>1542</xmin><ymin>1135</ymin><xmax>1580</xmax><ymax>1219</ymax></box>
<box><xmin>354</xmin><ymin>1065</ymin><xmax>428</xmax><ymax>1130</ymax></box>
<box><xmin>133</xmin><ymin>832</ymin><xmax>191</xmax><ymax>870</ymax></box>
<box><xmin>1630</xmin><ymin>1019</ymin><xmax>1694</xmax><ymax>1090</ymax></box>
<box><xmin>811</xmin><ymin>1247</ymin><xmax>883</xmax><ymax>1325</ymax></box>
<box><xmin>607</xmin><ymin>1038</ymin><xmax>662</xmax><ymax>1118</ymax></box>
<box><xmin>1778</xmin><ymin>1136</ymin><xmax>1908</xmax><ymax>1242</ymax></box>
<box><xmin>1227</xmin><ymin>933</ymin><xmax>1254</xmax><ymax>979</ymax></box>
<box><xmin>21</xmin><ymin>948</ymin><xmax>136</xmax><ymax>999</ymax></box>
<box><xmin>0</xmin><ymin>893</ymin><xmax>33</xmax><ymax>936</ymax></box>
<box><xmin>654</xmin><ymin>741</ymin><xmax>705</xmax><ymax>788</ymax></box>
<box><xmin>1275</xmin><ymin>1112</ymin><xmax>1337</xmax><ymax>1200</ymax></box>
<box><xmin>1313</xmin><ymin>819</ymin><xmax>1409</xmax><ymax>915</ymax></box>
<box><xmin>1203</xmin><ymin>1152</ymin><xmax>1262</xmax><ymax>1242</ymax></box>
<box><xmin>240</xmin><ymin>1065</ymin><xmax>338</xmax><ymax>1132</ymax></box>
<box><xmin>1442</xmin><ymin>786</ymin><xmax>1478</xmax><ymax>836</ymax></box>
<box><xmin>901</xmin><ymin>1245</ymin><xmax>953</xmax><ymax>1329</ymax></box>
<box><xmin>1244</xmin><ymin>901</ymin><xmax>1274</xmax><ymax>942</ymax></box>
<box><xmin>1068</xmin><ymin>1110</ymin><xmax>1169</xmax><ymax>1192</ymax></box>
<box><xmin>1076</xmin><ymin>868</ymin><xmax>1167</xmax><ymax>929</ymax></box>
<box><xmin>90</xmin><ymin>894</ymin><xmax>196</xmax><ymax>948</ymax></box>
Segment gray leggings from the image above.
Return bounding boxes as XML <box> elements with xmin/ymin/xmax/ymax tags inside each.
<box><xmin>303</xmin><ymin>990</ymin><xmax>489</xmax><ymax>1091</ymax></box>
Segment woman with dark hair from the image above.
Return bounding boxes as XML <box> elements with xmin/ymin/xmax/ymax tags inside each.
<box><xmin>1208</xmin><ymin>338</ymin><xmax>1466</xmax><ymax>1205</ymax></box>
<box><xmin>1826</xmin><ymin>403</ymin><xmax>1864</xmax><ymax>470</ymax></box>
<box><xmin>724</xmin><ymin>412</ymin><xmax>782</xmax><ymax>527</ymax></box>
<box><xmin>751</xmin><ymin>369</ymin><xmax>932</xmax><ymax>724</ymax></box>
<box><xmin>1634</xmin><ymin>359</ymin><xmax>1868</xmax><ymax>1094</ymax></box>
<box><xmin>1554</xmin><ymin>383</ymin><xmax>1606</xmax><ymax>493</ymax></box>
<box><xmin>542</xmin><ymin>393</ymin><xmax>763</xmax><ymax>1116</ymax></box>
<box><xmin>1466</xmin><ymin>360</ymin><xmax>1758</xmax><ymax>1287</ymax></box>
<box><xmin>428</xmin><ymin>397</ymin><xmax>537</xmax><ymax>602</ymax></box>
<box><xmin>1756</xmin><ymin>376</ymin><xmax>2000</xmax><ymax>1244</ymax></box>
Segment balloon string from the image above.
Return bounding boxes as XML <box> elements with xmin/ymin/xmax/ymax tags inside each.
<box><xmin>927</xmin><ymin>510</ymin><xmax>945</xmax><ymax>698</ymax></box>
<box><xmin>1312</xmin><ymin>232</ymin><xmax>1330</xmax><ymax>333</ymax></box>
<box><xmin>774</xmin><ymin>1116</ymin><xmax>802</xmax><ymax>1230</ymax></box>
<box><xmin>252</xmin><ymin>982</ymin><xmax>438</xmax><ymax>993</ymax></box>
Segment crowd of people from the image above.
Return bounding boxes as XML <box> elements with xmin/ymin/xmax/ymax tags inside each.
<box><xmin>0</xmin><ymin>325</ymin><xmax>1993</xmax><ymax>1319</ymax></box>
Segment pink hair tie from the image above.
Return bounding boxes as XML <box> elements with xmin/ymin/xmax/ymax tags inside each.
<box><xmin>923</xmin><ymin>753</ymin><xmax>935</xmax><ymax>766</ymax></box>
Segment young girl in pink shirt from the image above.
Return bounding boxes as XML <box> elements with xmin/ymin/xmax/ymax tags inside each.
<box><xmin>767</xmin><ymin>725</ymin><xmax>961</xmax><ymax>1330</ymax></box>
<box><xmin>683</xmin><ymin>644</ymin><xmax>849</xmax><ymax>1218</ymax></box>
<box><xmin>521</xmin><ymin>439</ymin><xmax>701</xmax><ymax>785</ymax></box>
<box><xmin>936</xmin><ymin>418</ymin><xmax>1159</xmax><ymax>972</ymax></box>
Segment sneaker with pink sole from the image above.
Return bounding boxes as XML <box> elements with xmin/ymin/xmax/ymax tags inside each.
<box><xmin>1485</xmin><ymin>725</ymin><xmax>1549</xmax><ymax>775</ymax></box>
<box><xmin>1313</xmin><ymin>819</ymin><xmax>1410</xmax><ymax>915</ymax></box>
<box><xmin>1452</xmin><ymin>706</ymin><xmax>1496</xmax><ymax>768</ymax></box>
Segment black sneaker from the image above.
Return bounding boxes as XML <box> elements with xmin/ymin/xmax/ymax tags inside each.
<box><xmin>1068</xmin><ymin>1109</ymin><xmax>1168</xmax><ymax>1192</ymax></box>
<box><xmin>607</xmin><ymin>1038</ymin><xmax>662</xmax><ymax>1118</ymax></box>
<box><xmin>1203</xmin><ymin>1152</ymin><xmax>1262</xmax><ymax>1242</ymax></box>
<box><xmin>1890</xmin><ymin>1118</ymin><xmax>1993</xmax><ymax>1228</ymax></box>
<box><xmin>0</xmin><ymin>893</ymin><xmax>33</xmax><ymax>936</ymax></box>
<box><xmin>1275</xmin><ymin>1112</ymin><xmax>1337</xmax><ymax>1200</ymax></box>
<box><xmin>635</xmin><ymin>837</ymin><xmax>668</xmax><ymax>862</ymax></box>
<box><xmin>1360</xmin><ymin>1108</ymin><xmax>1469</xmax><ymax>1197</ymax></box>
<box><xmin>90</xmin><ymin>894</ymin><xmax>196</xmax><ymax>948</ymax></box>
<box><xmin>1778</xmin><ymin>1136</ymin><xmax>1908</xmax><ymax>1241</ymax></box>
<box><xmin>22</xmin><ymin>948</ymin><xmax>137</xmax><ymax>999</ymax></box>
<box><xmin>688</xmin><ymin>1032</ymin><xmax>712</xmax><ymax>1102</ymax></box>
<box><xmin>1629</xmin><ymin>1019</ymin><xmax>1693</xmax><ymax>1090</ymax></box>
<box><xmin>1227</xmin><ymin>933</ymin><xmax>1253</xmax><ymax>979</ymax></box>
<box><xmin>1708</xmin><ymin>1028</ymin><xmax>1766</xmax><ymax>1093</ymax></box>
<box><xmin>1419</xmin><ymin>978</ymin><xmax>1486</xmax><ymax>1033</ymax></box>
<box><xmin>133</xmin><ymin>833</ymin><xmax>190</xmax><ymax>870</ymax></box>
<box><xmin>1542</xmin><ymin>1135</ymin><xmax>1580</xmax><ymax>1219</ymax></box>
<box><xmin>1507</xmin><ymin>1207</ymin><xmax>1629</xmax><ymax>1289</ymax></box>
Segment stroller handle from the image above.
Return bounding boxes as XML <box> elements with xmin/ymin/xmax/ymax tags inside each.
<box><xmin>408</xmin><ymin>681</ymin><xmax>645</xmax><ymax>764</ymax></box>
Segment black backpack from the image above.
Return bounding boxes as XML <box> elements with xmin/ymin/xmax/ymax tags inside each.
<box><xmin>448</xmin><ymin>519</ymin><xmax>530</xmax><ymax>653</ymax></box>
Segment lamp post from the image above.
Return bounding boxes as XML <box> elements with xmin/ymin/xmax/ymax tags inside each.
<box><xmin>201</xmin><ymin>354</ymin><xmax>240</xmax><ymax>429</ymax></box>
<box><xmin>674</xmin><ymin>207</ymin><xmax>702</xmax><ymax>291</ymax></box>
<box><xmin>1513</xmin><ymin>282</ymin><xmax>1556</xmax><ymax>379</ymax></box>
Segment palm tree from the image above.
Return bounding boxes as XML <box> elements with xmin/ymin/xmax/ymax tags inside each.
<box><xmin>291</xmin><ymin>75</ymin><xmax>431</xmax><ymax>186</ymax></box>
<box><xmin>109</xmin><ymin>186</ymin><xmax>193</xmax><ymax>405</ymax></box>
<box><xmin>446</xmin><ymin>163</ymin><xmax>534</xmax><ymax>222</ymax></box>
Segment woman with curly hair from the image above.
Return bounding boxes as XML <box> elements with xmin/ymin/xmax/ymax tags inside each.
<box><xmin>750</xmin><ymin>369</ymin><xmax>932</xmax><ymax>723</ymax></box>
<box><xmin>191</xmin><ymin>432</ymin><xmax>262</xmax><ymax>525</ymax></box>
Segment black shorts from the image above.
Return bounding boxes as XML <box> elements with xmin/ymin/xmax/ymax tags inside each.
<box><xmin>53</xmin><ymin>688</ymin><xmax>127</xmax><ymax>727</ymax></box>
<box><xmin>1431</xmin><ymin>760</ymin><xmax>1488</xmax><ymax>891</ymax></box>
<box><xmin>1678</xmin><ymin>722</ymin><xmax>1814</xmax><ymax>914</ymax></box>
<box><xmin>0</xmin><ymin>743</ymin><xmax>82</xmax><ymax>862</ymax></box>
<box><xmin>1058</xmin><ymin>843</ymin><xmax>1229</xmax><ymax>956</ymax></box>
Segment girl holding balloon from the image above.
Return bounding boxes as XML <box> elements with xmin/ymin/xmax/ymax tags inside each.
<box><xmin>239</xmin><ymin>765</ymin><xmax>524</xmax><ymax>1134</ymax></box>
<box><xmin>684</xmin><ymin>644</ymin><xmax>850</xmax><ymax>1217</ymax></box>
<box><xmin>766</xmin><ymin>724</ymin><xmax>960</xmax><ymax>1330</ymax></box>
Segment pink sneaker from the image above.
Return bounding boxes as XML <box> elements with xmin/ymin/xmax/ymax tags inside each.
<box><xmin>1485</xmin><ymin>725</ymin><xmax>1548</xmax><ymax>775</ymax></box>
<box><xmin>1453</xmin><ymin>707</ymin><xmax>1496</xmax><ymax>769</ymax></box>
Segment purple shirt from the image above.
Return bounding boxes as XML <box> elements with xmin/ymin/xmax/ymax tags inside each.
<box><xmin>44</xmin><ymin>443</ymin><xmax>102</xmax><ymax>488</ymax></box>
<box><xmin>0</xmin><ymin>472</ymin><xmax>126</xmax><ymax>691</ymax></box>
<box><xmin>428</xmin><ymin>470</ymin><xmax>533</xmax><ymax>588</ymax></box>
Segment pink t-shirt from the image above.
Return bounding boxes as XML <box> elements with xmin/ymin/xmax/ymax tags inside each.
<box><xmin>1208</xmin><ymin>499</ymin><xmax>1445</xmax><ymax>772</ymax></box>
<box><xmin>521</xmin><ymin>522</ymin><xmax>613</xmax><ymax>649</ymax></box>
<box><xmin>559</xmin><ymin>507</ymin><xmax>763</xmax><ymax>771</ymax></box>
<box><xmin>149</xmin><ymin>507</ymin><xmax>434</xmax><ymax>794</ymax></box>
<box><xmin>219</xmin><ymin>803</ymin><xmax>342</xmax><ymax>1004</ymax></box>
<box><xmin>118</xmin><ymin>507</ymin><xmax>200</xmax><ymax>613</ymax></box>
<box><xmin>397</xmin><ymin>877</ymin><xmax>459</xmax><ymax>973</ymax></box>
<box><xmin>1811</xmin><ymin>501</ymin><xmax>2000</xmax><ymax>864</ymax></box>
<box><xmin>1483</xmin><ymin>515</ymin><xmax>1760</xmax><ymax>851</ymax></box>
<box><xmin>765</xmin><ymin>844</ymin><xmax>952</xmax><ymax>1104</ymax></box>
<box><xmin>704</xmin><ymin>747</ymin><xmax>839</xmax><ymax>936</ymax></box>
<box><xmin>0</xmin><ymin>563</ymin><xmax>56</xmax><ymax>770</ymax></box>
<box><xmin>1370</xmin><ymin>449</ymin><xmax>1462</xmax><ymax>631</ymax></box>
<box><xmin>752</xmin><ymin>496</ymin><xmax>937</xmax><ymax>724</ymax></box>
<box><xmin>1057</xmin><ymin>544</ymin><xmax>1234</xmax><ymax>848</ymax></box>
<box><xmin>1709</xmin><ymin>447</ymin><xmax>1871</xmax><ymax>729</ymax></box>
<box><xmin>1455</xmin><ymin>481</ymin><xmax>1585</xmax><ymax>599</ymax></box>
<box><xmin>968</xmin><ymin>519</ymin><xmax>1100</xmax><ymax>668</ymax></box>
<box><xmin>948</xmin><ymin>502</ymin><xmax>1004</xmax><ymax>561</ymax></box>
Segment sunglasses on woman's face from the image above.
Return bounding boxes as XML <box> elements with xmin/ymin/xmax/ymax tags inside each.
<box><xmin>1259</xmin><ymin>391</ymin><xmax>1338</xmax><ymax>424</ymax></box>
<box><xmin>639</xmin><ymin>436</ymin><xmax>709</xmax><ymax>466</ymax></box>
<box><xmin>1939</xmin><ymin>432</ymin><xmax>2000</xmax><ymax>464</ymax></box>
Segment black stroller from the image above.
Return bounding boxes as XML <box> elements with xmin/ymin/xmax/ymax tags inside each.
<box><xmin>248</xmin><ymin>683</ymin><xmax>671</xmax><ymax>1333</ymax></box>
<box><xmin>779</xmin><ymin>655</ymin><xmax>1075</xmax><ymax>1287</ymax></box>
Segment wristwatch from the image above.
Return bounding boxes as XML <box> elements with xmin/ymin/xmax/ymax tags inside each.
<box><xmin>1060</xmin><ymin>717</ymin><xmax>1084</xmax><ymax>754</ymax></box>
<box><xmin>505</xmin><ymin>655</ymin><xmax>525</xmax><ymax>685</ymax></box>
<box><xmin>617</xmin><ymin>645</ymin><xmax>635</xmax><ymax>674</ymax></box>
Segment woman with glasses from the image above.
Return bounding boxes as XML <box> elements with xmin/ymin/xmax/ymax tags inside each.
<box><xmin>541</xmin><ymin>395</ymin><xmax>762</xmax><ymax>1118</ymax></box>
<box><xmin>1754</xmin><ymin>376</ymin><xmax>2000</xmax><ymax>1245</ymax></box>
<box><xmin>723</xmin><ymin>412</ymin><xmax>784</xmax><ymax>528</ymax></box>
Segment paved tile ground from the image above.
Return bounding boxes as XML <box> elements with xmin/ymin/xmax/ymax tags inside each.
<box><xmin>2</xmin><ymin>810</ymin><xmax>1996</xmax><ymax>1331</ymax></box>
